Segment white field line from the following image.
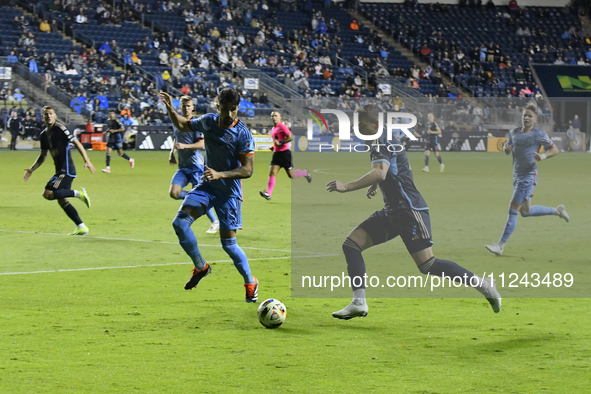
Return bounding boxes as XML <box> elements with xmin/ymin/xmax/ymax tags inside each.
<box><xmin>0</xmin><ymin>229</ymin><xmax>334</xmax><ymax>256</ymax></box>
<box><xmin>0</xmin><ymin>253</ymin><xmax>339</xmax><ymax>276</ymax></box>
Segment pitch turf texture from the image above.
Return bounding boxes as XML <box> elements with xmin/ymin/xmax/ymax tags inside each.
<box><xmin>0</xmin><ymin>150</ymin><xmax>589</xmax><ymax>393</ymax></box>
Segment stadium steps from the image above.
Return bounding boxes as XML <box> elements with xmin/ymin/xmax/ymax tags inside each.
<box><xmin>346</xmin><ymin>10</ymin><xmax>470</xmax><ymax>97</ymax></box>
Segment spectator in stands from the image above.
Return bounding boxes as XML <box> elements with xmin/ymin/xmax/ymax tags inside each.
<box><xmin>28</xmin><ymin>58</ymin><xmax>38</xmax><ymax>73</ymax></box>
<box><xmin>572</xmin><ymin>114</ymin><xmax>581</xmax><ymax>132</ymax></box>
<box><xmin>350</xmin><ymin>19</ymin><xmax>359</xmax><ymax>30</ymax></box>
<box><xmin>40</xmin><ymin>19</ymin><xmax>51</xmax><ymax>33</ymax></box>
<box><xmin>7</xmin><ymin>51</ymin><xmax>18</xmax><ymax>64</ymax></box>
<box><xmin>22</xmin><ymin>114</ymin><xmax>39</xmax><ymax>140</ymax></box>
<box><xmin>96</xmin><ymin>91</ymin><xmax>109</xmax><ymax>109</ymax></box>
<box><xmin>99</xmin><ymin>41</ymin><xmax>112</xmax><ymax>54</ymax></box>
<box><xmin>13</xmin><ymin>88</ymin><xmax>24</xmax><ymax>102</ymax></box>
<box><xmin>8</xmin><ymin>112</ymin><xmax>22</xmax><ymax>150</ymax></box>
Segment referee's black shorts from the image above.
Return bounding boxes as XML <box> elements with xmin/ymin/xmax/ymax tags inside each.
<box><xmin>270</xmin><ymin>150</ymin><xmax>293</xmax><ymax>169</ymax></box>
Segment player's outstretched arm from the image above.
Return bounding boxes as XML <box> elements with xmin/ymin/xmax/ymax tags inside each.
<box><xmin>203</xmin><ymin>154</ymin><xmax>254</xmax><ymax>181</ymax></box>
<box><xmin>327</xmin><ymin>162</ymin><xmax>388</xmax><ymax>193</ymax></box>
<box><xmin>73</xmin><ymin>139</ymin><xmax>96</xmax><ymax>173</ymax></box>
<box><xmin>534</xmin><ymin>144</ymin><xmax>558</xmax><ymax>161</ymax></box>
<box><xmin>176</xmin><ymin>139</ymin><xmax>204</xmax><ymax>151</ymax></box>
<box><xmin>159</xmin><ymin>91</ymin><xmax>191</xmax><ymax>132</ymax></box>
<box><xmin>24</xmin><ymin>150</ymin><xmax>48</xmax><ymax>181</ymax></box>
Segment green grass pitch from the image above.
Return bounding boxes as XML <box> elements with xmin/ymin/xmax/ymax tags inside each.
<box><xmin>0</xmin><ymin>149</ymin><xmax>590</xmax><ymax>393</ymax></box>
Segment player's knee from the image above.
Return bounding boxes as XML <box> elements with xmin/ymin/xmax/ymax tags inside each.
<box><xmin>519</xmin><ymin>208</ymin><xmax>529</xmax><ymax>217</ymax></box>
<box><xmin>117</xmin><ymin>150</ymin><xmax>123</xmax><ymax>156</ymax></box>
<box><xmin>169</xmin><ymin>190</ymin><xmax>179</xmax><ymax>199</ymax></box>
<box><xmin>172</xmin><ymin>212</ymin><xmax>190</xmax><ymax>234</ymax></box>
<box><xmin>43</xmin><ymin>190</ymin><xmax>54</xmax><ymax>200</ymax></box>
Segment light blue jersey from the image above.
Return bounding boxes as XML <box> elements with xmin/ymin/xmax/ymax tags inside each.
<box><xmin>507</xmin><ymin>127</ymin><xmax>553</xmax><ymax>178</ymax></box>
<box><xmin>173</xmin><ymin>120</ymin><xmax>204</xmax><ymax>172</ymax></box>
<box><xmin>189</xmin><ymin>113</ymin><xmax>255</xmax><ymax>198</ymax></box>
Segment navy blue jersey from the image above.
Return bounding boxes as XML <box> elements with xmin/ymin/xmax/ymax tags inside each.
<box><xmin>426</xmin><ymin>121</ymin><xmax>440</xmax><ymax>145</ymax></box>
<box><xmin>107</xmin><ymin>119</ymin><xmax>123</xmax><ymax>144</ymax></box>
<box><xmin>40</xmin><ymin>122</ymin><xmax>77</xmax><ymax>176</ymax></box>
<box><xmin>370</xmin><ymin>134</ymin><xmax>428</xmax><ymax>211</ymax></box>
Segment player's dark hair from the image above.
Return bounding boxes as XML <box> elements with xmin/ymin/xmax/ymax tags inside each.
<box><xmin>218</xmin><ymin>88</ymin><xmax>241</xmax><ymax>106</ymax></box>
<box><xmin>357</xmin><ymin>104</ymin><xmax>381</xmax><ymax>123</ymax></box>
<box><xmin>42</xmin><ymin>105</ymin><xmax>54</xmax><ymax>113</ymax></box>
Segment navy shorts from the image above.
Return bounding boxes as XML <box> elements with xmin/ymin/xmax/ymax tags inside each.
<box><xmin>45</xmin><ymin>172</ymin><xmax>74</xmax><ymax>191</ymax></box>
<box><xmin>425</xmin><ymin>141</ymin><xmax>439</xmax><ymax>152</ymax></box>
<box><xmin>359</xmin><ymin>207</ymin><xmax>434</xmax><ymax>255</ymax></box>
<box><xmin>107</xmin><ymin>140</ymin><xmax>122</xmax><ymax>150</ymax></box>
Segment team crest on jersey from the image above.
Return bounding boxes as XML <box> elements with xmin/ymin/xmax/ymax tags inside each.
<box><xmin>225</xmin><ymin>134</ymin><xmax>233</xmax><ymax>142</ymax></box>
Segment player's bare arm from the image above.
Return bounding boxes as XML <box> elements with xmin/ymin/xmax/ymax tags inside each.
<box><xmin>169</xmin><ymin>139</ymin><xmax>177</xmax><ymax>165</ymax></box>
<box><xmin>73</xmin><ymin>139</ymin><xmax>96</xmax><ymax>173</ymax></box>
<box><xmin>23</xmin><ymin>149</ymin><xmax>48</xmax><ymax>181</ymax></box>
<box><xmin>176</xmin><ymin>139</ymin><xmax>204</xmax><ymax>151</ymax></box>
<box><xmin>159</xmin><ymin>91</ymin><xmax>191</xmax><ymax>132</ymax></box>
<box><xmin>366</xmin><ymin>183</ymin><xmax>379</xmax><ymax>199</ymax></box>
<box><xmin>327</xmin><ymin>162</ymin><xmax>388</xmax><ymax>193</ymax></box>
<box><xmin>534</xmin><ymin>144</ymin><xmax>558</xmax><ymax>161</ymax></box>
<box><xmin>204</xmin><ymin>154</ymin><xmax>254</xmax><ymax>181</ymax></box>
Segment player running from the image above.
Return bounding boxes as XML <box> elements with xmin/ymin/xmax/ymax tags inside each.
<box><xmin>161</xmin><ymin>88</ymin><xmax>258</xmax><ymax>303</ymax></box>
<box><xmin>485</xmin><ymin>103</ymin><xmax>569</xmax><ymax>256</ymax></box>
<box><xmin>327</xmin><ymin>104</ymin><xmax>501</xmax><ymax>319</ymax></box>
<box><xmin>422</xmin><ymin>113</ymin><xmax>444</xmax><ymax>173</ymax></box>
<box><xmin>102</xmin><ymin>110</ymin><xmax>134</xmax><ymax>173</ymax></box>
<box><xmin>23</xmin><ymin>106</ymin><xmax>95</xmax><ymax>235</ymax></box>
<box><xmin>259</xmin><ymin>111</ymin><xmax>311</xmax><ymax>201</ymax></box>
<box><xmin>169</xmin><ymin>96</ymin><xmax>219</xmax><ymax>234</ymax></box>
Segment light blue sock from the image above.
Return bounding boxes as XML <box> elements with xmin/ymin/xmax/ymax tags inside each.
<box><xmin>500</xmin><ymin>208</ymin><xmax>519</xmax><ymax>243</ymax></box>
<box><xmin>172</xmin><ymin>211</ymin><xmax>207</xmax><ymax>269</ymax></box>
<box><xmin>221</xmin><ymin>237</ymin><xmax>254</xmax><ymax>284</ymax></box>
<box><xmin>522</xmin><ymin>205</ymin><xmax>556</xmax><ymax>217</ymax></box>
<box><xmin>206</xmin><ymin>208</ymin><xmax>217</xmax><ymax>223</ymax></box>
<box><xmin>178</xmin><ymin>190</ymin><xmax>188</xmax><ymax>200</ymax></box>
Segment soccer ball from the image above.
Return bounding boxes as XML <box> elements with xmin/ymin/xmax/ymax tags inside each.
<box><xmin>257</xmin><ymin>299</ymin><xmax>287</xmax><ymax>329</ymax></box>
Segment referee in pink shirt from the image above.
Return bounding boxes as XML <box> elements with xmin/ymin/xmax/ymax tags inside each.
<box><xmin>259</xmin><ymin>111</ymin><xmax>311</xmax><ymax>200</ymax></box>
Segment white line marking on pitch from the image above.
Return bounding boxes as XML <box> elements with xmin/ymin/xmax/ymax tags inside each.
<box><xmin>0</xmin><ymin>253</ymin><xmax>339</xmax><ymax>276</ymax></box>
<box><xmin>0</xmin><ymin>229</ymin><xmax>333</xmax><ymax>256</ymax></box>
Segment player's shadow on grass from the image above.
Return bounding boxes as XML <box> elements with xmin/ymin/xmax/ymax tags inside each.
<box><xmin>464</xmin><ymin>334</ymin><xmax>560</xmax><ymax>354</ymax></box>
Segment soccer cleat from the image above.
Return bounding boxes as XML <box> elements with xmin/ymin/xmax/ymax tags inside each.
<box><xmin>129</xmin><ymin>158</ymin><xmax>135</xmax><ymax>169</ymax></box>
<box><xmin>184</xmin><ymin>264</ymin><xmax>211</xmax><ymax>290</ymax></box>
<box><xmin>102</xmin><ymin>168</ymin><xmax>111</xmax><ymax>173</ymax></box>
<box><xmin>304</xmin><ymin>169</ymin><xmax>312</xmax><ymax>183</ymax></box>
<box><xmin>556</xmin><ymin>205</ymin><xmax>570</xmax><ymax>223</ymax></box>
<box><xmin>480</xmin><ymin>278</ymin><xmax>502</xmax><ymax>313</ymax></box>
<box><xmin>69</xmin><ymin>225</ymin><xmax>89</xmax><ymax>236</ymax></box>
<box><xmin>79</xmin><ymin>188</ymin><xmax>91</xmax><ymax>208</ymax></box>
<box><xmin>244</xmin><ymin>277</ymin><xmax>259</xmax><ymax>303</ymax></box>
<box><xmin>332</xmin><ymin>300</ymin><xmax>369</xmax><ymax>320</ymax></box>
<box><xmin>422</xmin><ymin>166</ymin><xmax>429</xmax><ymax>172</ymax></box>
<box><xmin>206</xmin><ymin>221</ymin><xmax>219</xmax><ymax>234</ymax></box>
<box><xmin>440</xmin><ymin>163</ymin><xmax>445</xmax><ymax>173</ymax></box>
<box><xmin>259</xmin><ymin>190</ymin><xmax>271</xmax><ymax>200</ymax></box>
<box><xmin>485</xmin><ymin>242</ymin><xmax>504</xmax><ymax>256</ymax></box>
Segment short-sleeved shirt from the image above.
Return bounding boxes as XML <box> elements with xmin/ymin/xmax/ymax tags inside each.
<box><xmin>107</xmin><ymin>119</ymin><xmax>123</xmax><ymax>144</ymax></box>
<box><xmin>173</xmin><ymin>118</ymin><xmax>204</xmax><ymax>172</ymax></box>
<box><xmin>40</xmin><ymin>122</ymin><xmax>77</xmax><ymax>177</ymax></box>
<box><xmin>370</xmin><ymin>134</ymin><xmax>428</xmax><ymax>212</ymax></box>
<box><xmin>188</xmin><ymin>113</ymin><xmax>255</xmax><ymax>198</ymax></box>
<box><xmin>426</xmin><ymin>121</ymin><xmax>440</xmax><ymax>146</ymax></box>
<box><xmin>271</xmin><ymin>122</ymin><xmax>291</xmax><ymax>152</ymax></box>
<box><xmin>506</xmin><ymin>127</ymin><xmax>554</xmax><ymax>178</ymax></box>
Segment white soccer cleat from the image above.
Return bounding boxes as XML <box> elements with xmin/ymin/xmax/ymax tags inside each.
<box><xmin>129</xmin><ymin>158</ymin><xmax>135</xmax><ymax>169</ymax></box>
<box><xmin>332</xmin><ymin>300</ymin><xmax>368</xmax><ymax>320</ymax></box>
<box><xmin>206</xmin><ymin>221</ymin><xmax>219</xmax><ymax>234</ymax></box>
<box><xmin>479</xmin><ymin>278</ymin><xmax>502</xmax><ymax>313</ymax></box>
<box><xmin>422</xmin><ymin>166</ymin><xmax>429</xmax><ymax>172</ymax></box>
<box><xmin>556</xmin><ymin>205</ymin><xmax>570</xmax><ymax>223</ymax></box>
<box><xmin>102</xmin><ymin>168</ymin><xmax>111</xmax><ymax>173</ymax></box>
<box><xmin>440</xmin><ymin>163</ymin><xmax>445</xmax><ymax>173</ymax></box>
<box><xmin>485</xmin><ymin>242</ymin><xmax>504</xmax><ymax>256</ymax></box>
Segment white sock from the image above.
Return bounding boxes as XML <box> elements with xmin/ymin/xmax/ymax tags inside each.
<box><xmin>353</xmin><ymin>288</ymin><xmax>366</xmax><ymax>305</ymax></box>
<box><xmin>73</xmin><ymin>190</ymin><xmax>80</xmax><ymax>198</ymax></box>
<box><xmin>78</xmin><ymin>223</ymin><xmax>85</xmax><ymax>229</ymax></box>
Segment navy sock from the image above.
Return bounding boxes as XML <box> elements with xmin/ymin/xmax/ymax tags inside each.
<box><xmin>206</xmin><ymin>208</ymin><xmax>217</xmax><ymax>222</ymax></box>
<box><xmin>425</xmin><ymin>155</ymin><xmax>429</xmax><ymax>166</ymax></box>
<box><xmin>501</xmin><ymin>208</ymin><xmax>519</xmax><ymax>243</ymax></box>
<box><xmin>221</xmin><ymin>237</ymin><xmax>254</xmax><ymax>283</ymax></box>
<box><xmin>437</xmin><ymin>155</ymin><xmax>442</xmax><ymax>164</ymax></box>
<box><xmin>60</xmin><ymin>201</ymin><xmax>82</xmax><ymax>225</ymax></box>
<box><xmin>106</xmin><ymin>154</ymin><xmax>111</xmax><ymax>167</ymax></box>
<box><xmin>121</xmin><ymin>153</ymin><xmax>131</xmax><ymax>161</ymax></box>
<box><xmin>418</xmin><ymin>257</ymin><xmax>475</xmax><ymax>285</ymax></box>
<box><xmin>172</xmin><ymin>211</ymin><xmax>206</xmax><ymax>269</ymax></box>
<box><xmin>178</xmin><ymin>190</ymin><xmax>188</xmax><ymax>200</ymax></box>
<box><xmin>342</xmin><ymin>238</ymin><xmax>366</xmax><ymax>290</ymax></box>
<box><xmin>51</xmin><ymin>189</ymin><xmax>76</xmax><ymax>199</ymax></box>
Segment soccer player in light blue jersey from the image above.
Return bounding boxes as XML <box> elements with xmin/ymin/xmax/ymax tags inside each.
<box><xmin>485</xmin><ymin>103</ymin><xmax>569</xmax><ymax>256</ymax></box>
<box><xmin>161</xmin><ymin>89</ymin><xmax>258</xmax><ymax>303</ymax></box>
<box><xmin>168</xmin><ymin>96</ymin><xmax>219</xmax><ymax>234</ymax></box>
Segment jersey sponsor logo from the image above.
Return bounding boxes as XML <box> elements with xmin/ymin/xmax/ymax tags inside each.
<box><xmin>475</xmin><ymin>139</ymin><xmax>486</xmax><ymax>151</ymax></box>
<box><xmin>160</xmin><ymin>136</ymin><xmax>174</xmax><ymax>150</ymax></box>
<box><xmin>138</xmin><ymin>136</ymin><xmax>154</xmax><ymax>149</ymax></box>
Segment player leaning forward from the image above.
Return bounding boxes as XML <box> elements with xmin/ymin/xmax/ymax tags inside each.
<box><xmin>23</xmin><ymin>106</ymin><xmax>95</xmax><ymax>235</ymax></box>
<box><xmin>485</xmin><ymin>103</ymin><xmax>569</xmax><ymax>256</ymax></box>
<box><xmin>326</xmin><ymin>104</ymin><xmax>501</xmax><ymax>319</ymax></box>
<box><xmin>160</xmin><ymin>89</ymin><xmax>259</xmax><ymax>303</ymax></box>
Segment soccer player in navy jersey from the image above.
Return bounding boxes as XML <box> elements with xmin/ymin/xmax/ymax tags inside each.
<box><xmin>327</xmin><ymin>104</ymin><xmax>501</xmax><ymax>319</ymax></box>
<box><xmin>485</xmin><ymin>103</ymin><xmax>569</xmax><ymax>256</ymax></box>
<box><xmin>422</xmin><ymin>113</ymin><xmax>444</xmax><ymax>173</ymax></box>
<box><xmin>168</xmin><ymin>96</ymin><xmax>219</xmax><ymax>234</ymax></box>
<box><xmin>160</xmin><ymin>89</ymin><xmax>258</xmax><ymax>303</ymax></box>
<box><xmin>101</xmin><ymin>110</ymin><xmax>134</xmax><ymax>173</ymax></box>
<box><xmin>23</xmin><ymin>106</ymin><xmax>95</xmax><ymax>235</ymax></box>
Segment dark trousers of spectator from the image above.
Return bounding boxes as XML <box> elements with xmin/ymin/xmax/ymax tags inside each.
<box><xmin>9</xmin><ymin>131</ymin><xmax>18</xmax><ymax>150</ymax></box>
